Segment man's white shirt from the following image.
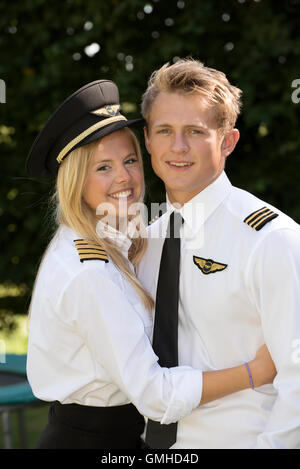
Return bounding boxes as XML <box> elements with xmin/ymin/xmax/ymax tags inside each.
<box><xmin>137</xmin><ymin>171</ymin><xmax>300</xmax><ymax>449</ymax></box>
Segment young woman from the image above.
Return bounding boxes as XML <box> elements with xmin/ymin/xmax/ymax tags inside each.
<box><xmin>26</xmin><ymin>80</ymin><xmax>276</xmax><ymax>449</ymax></box>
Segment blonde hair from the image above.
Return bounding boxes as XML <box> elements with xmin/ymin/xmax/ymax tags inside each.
<box><xmin>141</xmin><ymin>58</ymin><xmax>242</xmax><ymax>133</ymax></box>
<box><xmin>31</xmin><ymin>128</ymin><xmax>154</xmax><ymax>315</ymax></box>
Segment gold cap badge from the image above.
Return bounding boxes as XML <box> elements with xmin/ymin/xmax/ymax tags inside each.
<box><xmin>91</xmin><ymin>104</ymin><xmax>121</xmax><ymax>117</ymax></box>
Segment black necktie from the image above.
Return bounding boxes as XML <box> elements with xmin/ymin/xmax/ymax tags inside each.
<box><xmin>145</xmin><ymin>211</ymin><xmax>183</xmax><ymax>449</ymax></box>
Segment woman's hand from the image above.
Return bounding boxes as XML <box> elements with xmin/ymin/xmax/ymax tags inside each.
<box><xmin>248</xmin><ymin>344</ymin><xmax>277</xmax><ymax>387</ymax></box>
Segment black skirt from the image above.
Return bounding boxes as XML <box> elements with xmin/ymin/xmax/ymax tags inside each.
<box><xmin>36</xmin><ymin>401</ymin><xmax>145</xmax><ymax>449</ymax></box>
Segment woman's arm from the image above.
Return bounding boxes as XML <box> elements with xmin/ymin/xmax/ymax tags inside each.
<box><xmin>201</xmin><ymin>345</ymin><xmax>276</xmax><ymax>405</ymax></box>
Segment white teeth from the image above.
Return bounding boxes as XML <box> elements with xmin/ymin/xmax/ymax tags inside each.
<box><xmin>110</xmin><ymin>190</ymin><xmax>132</xmax><ymax>199</ymax></box>
<box><xmin>169</xmin><ymin>162</ymin><xmax>193</xmax><ymax>167</ymax></box>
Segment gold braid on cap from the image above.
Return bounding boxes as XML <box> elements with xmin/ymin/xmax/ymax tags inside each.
<box><xmin>56</xmin><ymin>104</ymin><xmax>126</xmax><ymax>164</ymax></box>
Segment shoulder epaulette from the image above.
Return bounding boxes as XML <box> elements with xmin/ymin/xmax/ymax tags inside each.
<box><xmin>73</xmin><ymin>239</ymin><xmax>109</xmax><ymax>263</ymax></box>
<box><xmin>244</xmin><ymin>206</ymin><xmax>279</xmax><ymax>231</ymax></box>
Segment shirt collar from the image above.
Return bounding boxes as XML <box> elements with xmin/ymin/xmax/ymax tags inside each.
<box><xmin>166</xmin><ymin>171</ymin><xmax>232</xmax><ymax>236</ymax></box>
<box><xmin>96</xmin><ymin>220</ymin><xmax>133</xmax><ymax>255</ymax></box>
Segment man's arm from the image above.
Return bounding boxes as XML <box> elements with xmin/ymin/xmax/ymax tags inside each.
<box><xmin>247</xmin><ymin>227</ymin><xmax>300</xmax><ymax>448</ymax></box>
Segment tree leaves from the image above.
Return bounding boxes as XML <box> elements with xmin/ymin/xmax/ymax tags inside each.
<box><xmin>0</xmin><ymin>0</ymin><xmax>299</xmax><ymax>324</ymax></box>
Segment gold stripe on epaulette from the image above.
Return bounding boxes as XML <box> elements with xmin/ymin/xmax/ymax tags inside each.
<box><xmin>244</xmin><ymin>207</ymin><xmax>278</xmax><ymax>231</ymax></box>
<box><xmin>74</xmin><ymin>239</ymin><xmax>109</xmax><ymax>263</ymax></box>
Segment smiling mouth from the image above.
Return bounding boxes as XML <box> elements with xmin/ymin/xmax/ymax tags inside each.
<box><xmin>167</xmin><ymin>161</ymin><xmax>194</xmax><ymax>167</ymax></box>
<box><xmin>109</xmin><ymin>189</ymin><xmax>133</xmax><ymax>199</ymax></box>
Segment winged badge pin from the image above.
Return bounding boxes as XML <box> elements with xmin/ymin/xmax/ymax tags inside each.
<box><xmin>193</xmin><ymin>256</ymin><xmax>227</xmax><ymax>275</ymax></box>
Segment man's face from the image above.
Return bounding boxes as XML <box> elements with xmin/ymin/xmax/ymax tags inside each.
<box><xmin>144</xmin><ymin>91</ymin><xmax>239</xmax><ymax>205</ymax></box>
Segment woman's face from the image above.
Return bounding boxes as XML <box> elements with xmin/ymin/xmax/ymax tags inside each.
<box><xmin>83</xmin><ymin>129</ymin><xmax>144</xmax><ymax>224</ymax></box>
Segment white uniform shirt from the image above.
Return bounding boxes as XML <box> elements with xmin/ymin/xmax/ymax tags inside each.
<box><xmin>27</xmin><ymin>224</ymin><xmax>203</xmax><ymax>425</ymax></box>
<box><xmin>137</xmin><ymin>171</ymin><xmax>300</xmax><ymax>448</ymax></box>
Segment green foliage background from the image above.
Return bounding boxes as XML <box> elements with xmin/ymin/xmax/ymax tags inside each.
<box><xmin>0</xmin><ymin>0</ymin><xmax>300</xmax><ymax>326</ymax></box>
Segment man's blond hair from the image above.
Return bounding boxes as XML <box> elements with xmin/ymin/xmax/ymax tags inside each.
<box><xmin>141</xmin><ymin>58</ymin><xmax>242</xmax><ymax>132</ymax></box>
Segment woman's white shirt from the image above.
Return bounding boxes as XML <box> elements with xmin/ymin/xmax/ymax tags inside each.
<box><xmin>27</xmin><ymin>224</ymin><xmax>202</xmax><ymax>424</ymax></box>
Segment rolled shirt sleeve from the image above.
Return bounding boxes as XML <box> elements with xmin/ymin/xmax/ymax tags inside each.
<box><xmin>59</xmin><ymin>267</ymin><xmax>203</xmax><ymax>424</ymax></box>
<box><xmin>247</xmin><ymin>228</ymin><xmax>300</xmax><ymax>448</ymax></box>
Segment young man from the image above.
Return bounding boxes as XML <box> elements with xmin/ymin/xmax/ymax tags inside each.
<box><xmin>137</xmin><ymin>58</ymin><xmax>300</xmax><ymax>449</ymax></box>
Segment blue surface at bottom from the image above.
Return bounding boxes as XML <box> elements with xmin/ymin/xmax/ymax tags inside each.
<box><xmin>0</xmin><ymin>354</ymin><xmax>38</xmax><ymax>405</ymax></box>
